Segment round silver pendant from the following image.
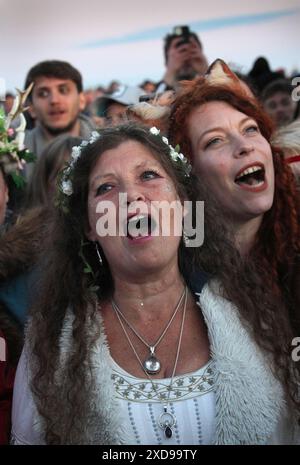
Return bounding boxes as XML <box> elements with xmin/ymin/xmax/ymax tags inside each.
<box><xmin>143</xmin><ymin>355</ymin><xmax>161</xmax><ymax>375</ymax></box>
<box><xmin>158</xmin><ymin>410</ymin><xmax>176</xmax><ymax>438</ymax></box>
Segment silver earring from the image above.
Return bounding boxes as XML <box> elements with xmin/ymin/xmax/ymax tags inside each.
<box><xmin>95</xmin><ymin>242</ymin><xmax>103</xmax><ymax>265</ymax></box>
<box><xmin>183</xmin><ymin>230</ymin><xmax>190</xmax><ymax>247</ymax></box>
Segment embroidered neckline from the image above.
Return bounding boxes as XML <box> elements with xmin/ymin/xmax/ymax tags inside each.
<box><xmin>110</xmin><ymin>357</ymin><xmax>214</xmax><ymax>403</ymax></box>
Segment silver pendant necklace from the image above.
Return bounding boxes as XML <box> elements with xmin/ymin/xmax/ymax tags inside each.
<box><xmin>144</xmin><ymin>346</ymin><xmax>161</xmax><ymax>375</ymax></box>
<box><xmin>112</xmin><ymin>287</ymin><xmax>188</xmax><ymax>439</ymax></box>
<box><xmin>112</xmin><ymin>286</ymin><xmax>185</xmax><ymax>375</ymax></box>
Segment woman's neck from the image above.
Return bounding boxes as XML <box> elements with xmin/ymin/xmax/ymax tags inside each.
<box><xmin>112</xmin><ymin>266</ymin><xmax>185</xmax><ymax>322</ymax></box>
<box><xmin>234</xmin><ymin>215</ymin><xmax>263</xmax><ymax>256</ymax></box>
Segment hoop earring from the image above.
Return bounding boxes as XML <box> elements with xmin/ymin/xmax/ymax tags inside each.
<box><xmin>95</xmin><ymin>242</ymin><xmax>103</xmax><ymax>265</ymax></box>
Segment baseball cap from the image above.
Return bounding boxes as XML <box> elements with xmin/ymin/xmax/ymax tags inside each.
<box><xmin>95</xmin><ymin>84</ymin><xmax>145</xmax><ymax>117</ymax></box>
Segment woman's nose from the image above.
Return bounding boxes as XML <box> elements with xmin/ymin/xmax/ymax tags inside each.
<box><xmin>233</xmin><ymin>136</ymin><xmax>254</xmax><ymax>158</ymax></box>
<box><xmin>125</xmin><ymin>185</ymin><xmax>146</xmax><ymax>204</ymax></box>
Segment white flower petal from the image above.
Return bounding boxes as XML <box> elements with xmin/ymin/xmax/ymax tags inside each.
<box><xmin>71</xmin><ymin>146</ymin><xmax>82</xmax><ymax>161</ymax></box>
<box><xmin>170</xmin><ymin>150</ymin><xmax>178</xmax><ymax>161</ymax></box>
<box><xmin>62</xmin><ymin>180</ymin><xmax>73</xmax><ymax>196</ymax></box>
<box><xmin>150</xmin><ymin>127</ymin><xmax>160</xmax><ymax>135</ymax></box>
<box><xmin>89</xmin><ymin>131</ymin><xmax>100</xmax><ymax>144</ymax></box>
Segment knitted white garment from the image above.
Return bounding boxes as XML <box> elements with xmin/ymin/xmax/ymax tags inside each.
<box><xmin>109</xmin><ymin>356</ymin><xmax>216</xmax><ymax>445</ymax></box>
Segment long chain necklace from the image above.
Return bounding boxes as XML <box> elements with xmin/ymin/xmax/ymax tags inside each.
<box><xmin>112</xmin><ymin>286</ymin><xmax>185</xmax><ymax>375</ymax></box>
<box><xmin>112</xmin><ymin>287</ymin><xmax>188</xmax><ymax>439</ymax></box>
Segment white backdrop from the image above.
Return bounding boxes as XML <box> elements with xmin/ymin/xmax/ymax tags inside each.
<box><xmin>1</xmin><ymin>0</ymin><xmax>299</xmax><ymax>92</ymax></box>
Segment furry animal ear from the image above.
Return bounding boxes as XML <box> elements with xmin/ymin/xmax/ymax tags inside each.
<box><xmin>127</xmin><ymin>90</ymin><xmax>175</xmax><ymax>133</ymax></box>
<box><xmin>206</xmin><ymin>59</ymin><xmax>240</xmax><ymax>87</ymax></box>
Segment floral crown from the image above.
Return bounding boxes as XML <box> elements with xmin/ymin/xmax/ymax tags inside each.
<box><xmin>56</xmin><ymin>130</ymin><xmax>100</xmax><ymax>212</ymax></box>
<box><xmin>149</xmin><ymin>126</ymin><xmax>192</xmax><ymax>176</ymax></box>
<box><xmin>57</xmin><ymin>126</ymin><xmax>191</xmax><ymax>213</ymax></box>
<box><xmin>0</xmin><ymin>83</ymin><xmax>35</xmax><ymax>187</ymax></box>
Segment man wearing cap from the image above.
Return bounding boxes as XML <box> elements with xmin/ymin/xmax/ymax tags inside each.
<box><xmin>94</xmin><ymin>84</ymin><xmax>144</xmax><ymax>126</ymax></box>
<box><xmin>156</xmin><ymin>25</ymin><xmax>208</xmax><ymax>93</ymax></box>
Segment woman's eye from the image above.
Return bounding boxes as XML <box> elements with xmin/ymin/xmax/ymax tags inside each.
<box><xmin>204</xmin><ymin>137</ymin><xmax>222</xmax><ymax>149</ymax></box>
<box><xmin>245</xmin><ymin>125</ymin><xmax>259</xmax><ymax>134</ymax></box>
<box><xmin>141</xmin><ymin>170</ymin><xmax>160</xmax><ymax>180</ymax></box>
<box><xmin>95</xmin><ymin>184</ymin><xmax>113</xmax><ymax>196</ymax></box>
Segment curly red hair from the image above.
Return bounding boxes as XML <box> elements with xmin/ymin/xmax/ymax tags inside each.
<box><xmin>169</xmin><ymin>77</ymin><xmax>300</xmax><ymax>282</ymax></box>
<box><xmin>169</xmin><ymin>76</ymin><xmax>300</xmax><ymax>413</ymax></box>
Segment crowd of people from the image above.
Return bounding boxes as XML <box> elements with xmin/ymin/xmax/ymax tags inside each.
<box><xmin>0</xmin><ymin>25</ymin><xmax>300</xmax><ymax>446</ymax></box>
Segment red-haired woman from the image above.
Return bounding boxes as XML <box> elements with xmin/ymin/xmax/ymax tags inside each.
<box><xmin>169</xmin><ymin>60</ymin><xmax>300</xmax><ymax>443</ymax></box>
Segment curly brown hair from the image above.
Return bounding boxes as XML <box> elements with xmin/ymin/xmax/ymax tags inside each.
<box><xmin>169</xmin><ymin>76</ymin><xmax>300</xmax><ymax>414</ymax></box>
<box><xmin>27</xmin><ymin>122</ymin><xmax>300</xmax><ymax>444</ymax></box>
<box><xmin>28</xmin><ymin>123</ymin><xmax>246</xmax><ymax>443</ymax></box>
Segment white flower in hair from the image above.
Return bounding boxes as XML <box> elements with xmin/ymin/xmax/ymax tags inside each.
<box><xmin>169</xmin><ymin>148</ymin><xmax>178</xmax><ymax>161</ymax></box>
<box><xmin>59</xmin><ymin>131</ymin><xmax>102</xmax><ymax>202</ymax></box>
<box><xmin>71</xmin><ymin>146</ymin><xmax>82</xmax><ymax>161</ymax></box>
<box><xmin>89</xmin><ymin>131</ymin><xmax>100</xmax><ymax>144</ymax></box>
<box><xmin>148</xmin><ymin>126</ymin><xmax>191</xmax><ymax>176</ymax></box>
<box><xmin>61</xmin><ymin>180</ymin><xmax>73</xmax><ymax>196</ymax></box>
<box><xmin>150</xmin><ymin>127</ymin><xmax>160</xmax><ymax>136</ymax></box>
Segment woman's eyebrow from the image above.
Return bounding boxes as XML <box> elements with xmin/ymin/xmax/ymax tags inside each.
<box><xmin>197</xmin><ymin>117</ymin><xmax>255</xmax><ymax>145</ymax></box>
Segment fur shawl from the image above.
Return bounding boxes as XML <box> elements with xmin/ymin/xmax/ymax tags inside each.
<box><xmin>12</xmin><ymin>282</ymin><xmax>300</xmax><ymax>445</ymax></box>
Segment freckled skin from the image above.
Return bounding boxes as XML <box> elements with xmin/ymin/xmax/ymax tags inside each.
<box><xmin>187</xmin><ymin>101</ymin><xmax>275</xmax><ymax>227</ymax></box>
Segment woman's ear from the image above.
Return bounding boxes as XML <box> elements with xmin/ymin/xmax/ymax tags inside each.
<box><xmin>84</xmin><ymin>216</ymin><xmax>98</xmax><ymax>242</ymax></box>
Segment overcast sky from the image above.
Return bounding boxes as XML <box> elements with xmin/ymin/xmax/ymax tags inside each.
<box><xmin>1</xmin><ymin>0</ymin><xmax>299</xmax><ymax>92</ymax></box>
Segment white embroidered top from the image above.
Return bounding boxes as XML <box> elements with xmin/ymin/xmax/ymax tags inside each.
<box><xmin>11</xmin><ymin>283</ymin><xmax>300</xmax><ymax>445</ymax></box>
<box><xmin>109</xmin><ymin>356</ymin><xmax>216</xmax><ymax>445</ymax></box>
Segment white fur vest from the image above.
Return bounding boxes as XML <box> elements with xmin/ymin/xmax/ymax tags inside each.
<box><xmin>12</xmin><ymin>282</ymin><xmax>300</xmax><ymax>445</ymax></box>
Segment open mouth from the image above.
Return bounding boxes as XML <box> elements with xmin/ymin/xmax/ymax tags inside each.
<box><xmin>126</xmin><ymin>214</ymin><xmax>156</xmax><ymax>239</ymax></box>
<box><xmin>49</xmin><ymin>110</ymin><xmax>65</xmax><ymax>117</ymax></box>
<box><xmin>235</xmin><ymin>165</ymin><xmax>265</xmax><ymax>187</ymax></box>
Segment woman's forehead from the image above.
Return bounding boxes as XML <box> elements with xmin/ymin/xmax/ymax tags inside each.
<box><xmin>99</xmin><ymin>140</ymin><xmax>160</xmax><ymax>163</ymax></box>
<box><xmin>89</xmin><ymin>140</ymin><xmax>164</xmax><ymax>181</ymax></box>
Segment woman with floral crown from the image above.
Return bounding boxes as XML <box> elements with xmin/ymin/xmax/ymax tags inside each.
<box><xmin>169</xmin><ymin>59</ymin><xmax>300</xmax><ymax>442</ymax></box>
<box><xmin>12</xmin><ymin>119</ymin><xmax>299</xmax><ymax>445</ymax></box>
